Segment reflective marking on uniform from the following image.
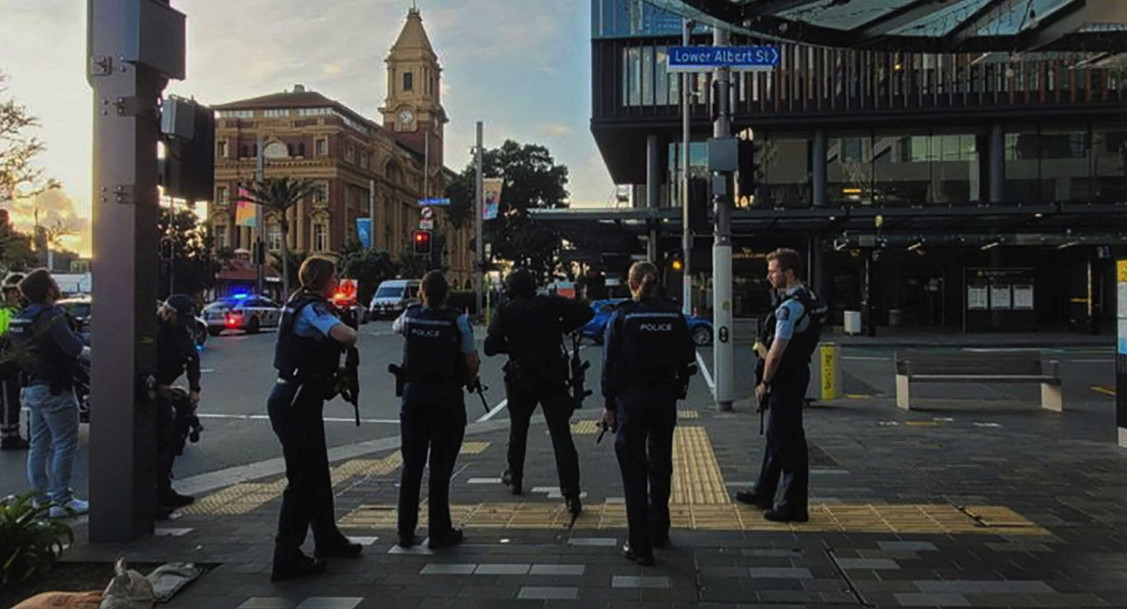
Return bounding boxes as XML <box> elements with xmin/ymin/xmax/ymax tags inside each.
<box><xmin>406</xmin><ymin>318</ymin><xmax>455</xmax><ymax>327</ymax></box>
<box><xmin>623</xmin><ymin>312</ymin><xmax>681</xmax><ymax>320</ymax></box>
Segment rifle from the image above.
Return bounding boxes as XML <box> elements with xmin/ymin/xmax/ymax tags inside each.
<box><xmin>467</xmin><ymin>377</ymin><xmax>490</xmax><ymax>414</ymax></box>
<box><xmin>340</xmin><ymin>347</ymin><xmax>360</xmax><ymax>426</ymax></box>
<box><xmin>596</xmin><ymin>420</ymin><xmax>612</xmax><ymax>445</ymax></box>
<box><xmin>388</xmin><ymin>363</ymin><xmax>405</xmax><ymax>397</ymax></box>
<box><xmin>566</xmin><ymin>331</ymin><xmax>591</xmax><ymax>410</ymax></box>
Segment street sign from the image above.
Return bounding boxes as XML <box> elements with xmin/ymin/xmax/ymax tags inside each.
<box><xmin>419</xmin><ymin>219</ymin><xmax>434</xmax><ymax>230</ymax></box>
<box><xmin>667</xmin><ymin>46</ymin><xmax>779</xmax><ymax>72</ymax></box>
<box><xmin>421</xmin><ymin>206</ymin><xmax>434</xmax><ymax>220</ymax></box>
<box><xmin>417</xmin><ymin>197</ymin><xmax>450</xmax><ymax>206</ymax></box>
<box><xmin>356</xmin><ymin>218</ymin><xmax>372</xmax><ymax>249</ymax></box>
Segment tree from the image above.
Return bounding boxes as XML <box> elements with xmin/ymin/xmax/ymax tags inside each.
<box><xmin>445</xmin><ymin>140</ymin><xmax>569</xmax><ymax>278</ymax></box>
<box><xmin>238</xmin><ymin>177</ymin><xmax>319</xmax><ymax>299</ymax></box>
<box><xmin>0</xmin><ymin>71</ymin><xmax>58</xmax><ymax>205</ymax></box>
<box><xmin>337</xmin><ymin>240</ymin><xmax>397</xmax><ymax>306</ymax></box>
<box><xmin>157</xmin><ymin>207</ymin><xmax>219</xmax><ymax>299</ymax></box>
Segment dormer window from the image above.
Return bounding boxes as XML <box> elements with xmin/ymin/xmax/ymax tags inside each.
<box><xmin>403</xmin><ymin>72</ymin><xmax>413</xmax><ymax>92</ymax></box>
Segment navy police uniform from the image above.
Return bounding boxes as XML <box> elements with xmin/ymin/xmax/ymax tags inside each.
<box><xmin>483</xmin><ymin>292</ymin><xmax>593</xmax><ymax>499</ymax></box>
<box><xmin>602</xmin><ymin>297</ymin><xmax>694</xmax><ymax>562</ymax></box>
<box><xmin>395</xmin><ymin>304</ymin><xmax>475</xmax><ymax>547</ymax></box>
<box><xmin>154</xmin><ymin>314</ymin><xmax>201</xmax><ymax>505</ymax></box>
<box><xmin>750</xmin><ymin>284</ymin><xmax>824</xmax><ymax>519</ymax></box>
<box><xmin>267</xmin><ymin>291</ymin><xmax>355</xmax><ymax>575</ymax></box>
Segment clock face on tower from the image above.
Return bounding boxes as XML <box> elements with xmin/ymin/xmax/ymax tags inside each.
<box><xmin>397</xmin><ymin>109</ymin><xmax>415</xmax><ymax>128</ymax></box>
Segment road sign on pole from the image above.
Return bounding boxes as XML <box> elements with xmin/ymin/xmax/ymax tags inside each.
<box><xmin>417</xmin><ymin>197</ymin><xmax>450</xmax><ymax>206</ymax></box>
<box><xmin>667</xmin><ymin>46</ymin><xmax>779</xmax><ymax>71</ymax></box>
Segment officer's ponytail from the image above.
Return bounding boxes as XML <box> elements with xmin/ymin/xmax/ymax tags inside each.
<box><xmin>628</xmin><ymin>261</ymin><xmax>660</xmax><ymax>300</ymax></box>
<box><xmin>298</xmin><ymin>256</ymin><xmax>336</xmax><ymax>295</ymax></box>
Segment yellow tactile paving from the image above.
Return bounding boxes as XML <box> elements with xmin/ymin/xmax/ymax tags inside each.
<box><xmin>460</xmin><ymin>441</ymin><xmax>491</xmax><ymax>455</ymax></box>
<box><xmin>338</xmin><ymin>501</ymin><xmax>1049</xmax><ymax>535</ymax></box>
<box><xmin>571</xmin><ymin>419</ymin><xmax>601</xmax><ymax>434</ymax></box>
<box><xmin>671</xmin><ymin>426</ymin><xmax>729</xmax><ymax>505</ymax></box>
<box><xmin>677</xmin><ymin>409</ymin><xmax>699</xmax><ymax>419</ymax></box>
<box><xmin>180</xmin><ymin>480</ymin><xmax>286</xmax><ymax>516</ymax></box>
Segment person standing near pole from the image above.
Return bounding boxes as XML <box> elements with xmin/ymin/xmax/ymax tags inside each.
<box><xmin>601</xmin><ymin>261</ymin><xmax>695</xmax><ymax>566</ymax></box>
<box><xmin>484</xmin><ymin>268</ymin><xmax>592</xmax><ymax>517</ymax></box>
<box><xmin>0</xmin><ymin>274</ymin><xmax>28</xmax><ymax>450</ymax></box>
<box><xmin>735</xmin><ymin>247</ymin><xmax>825</xmax><ymax>522</ymax></box>
<box><xmin>267</xmin><ymin>257</ymin><xmax>362</xmax><ymax>582</ymax></box>
<box><xmin>394</xmin><ymin>270</ymin><xmax>479</xmax><ymax>549</ymax></box>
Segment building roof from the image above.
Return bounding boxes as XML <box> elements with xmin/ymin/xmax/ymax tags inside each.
<box><xmin>650</xmin><ymin>0</ymin><xmax>1127</xmax><ymax>52</ymax></box>
<box><xmin>390</xmin><ymin>8</ymin><xmax>437</xmax><ymax>57</ymax></box>
<box><xmin>217</xmin><ymin>257</ymin><xmax>279</xmax><ymax>283</ymax></box>
<box><xmin>214</xmin><ymin>86</ymin><xmax>383</xmax><ymax>133</ymax></box>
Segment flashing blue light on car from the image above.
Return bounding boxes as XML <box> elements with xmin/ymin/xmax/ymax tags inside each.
<box><xmin>232</xmin><ymin>293</ymin><xmax>249</xmax><ymax>300</ymax></box>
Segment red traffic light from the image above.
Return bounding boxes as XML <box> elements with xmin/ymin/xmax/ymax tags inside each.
<box><xmin>412</xmin><ymin>230</ymin><xmax>432</xmax><ymax>255</ymax></box>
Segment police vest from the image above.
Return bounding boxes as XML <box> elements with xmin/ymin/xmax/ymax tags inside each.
<box><xmin>9</xmin><ymin>305</ymin><xmax>77</xmax><ymax>389</ymax></box>
<box><xmin>402</xmin><ymin>305</ymin><xmax>464</xmax><ymax>387</ymax></box>
<box><xmin>497</xmin><ymin>295</ymin><xmax>569</xmax><ymax>379</ymax></box>
<box><xmin>273</xmin><ymin>293</ymin><xmax>342</xmax><ymax>382</ymax></box>
<box><xmin>763</xmin><ymin>286</ymin><xmax>826</xmax><ymax>373</ymax></box>
<box><xmin>616</xmin><ymin>297</ymin><xmax>690</xmax><ymax>384</ymax></box>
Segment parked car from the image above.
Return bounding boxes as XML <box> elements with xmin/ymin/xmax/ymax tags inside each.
<box><xmin>368</xmin><ymin>279</ymin><xmax>421</xmax><ymax>320</ymax></box>
<box><xmin>203</xmin><ymin>294</ymin><xmax>281</xmax><ymax>335</ymax></box>
<box><xmin>57</xmin><ymin>295</ymin><xmax>208</xmax><ymax>349</ymax></box>
<box><xmin>579</xmin><ymin>298</ymin><xmax>714</xmax><ymax>346</ymax></box>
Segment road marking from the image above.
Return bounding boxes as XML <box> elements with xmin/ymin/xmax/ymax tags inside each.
<box><xmin>841</xmin><ymin>356</ymin><xmax>887</xmax><ymax>361</ymax></box>
<box><xmin>672</xmin><ymin>426</ymin><xmax>729</xmax><ymax>505</ymax></box>
<box><xmin>695</xmin><ymin>351</ymin><xmax>715</xmax><ymax>395</ymax></box>
<box><xmin>195</xmin><ymin>413</ymin><xmax>400</xmax><ymax>424</ymax></box>
<box><xmin>1073</xmin><ymin>359</ymin><xmax>1113</xmax><ymax>364</ymax></box>
<box><xmin>199</xmin><ymin>368</ymin><xmax>215</xmax><ymax>373</ymax></box>
<box><xmin>963</xmin><ymin>348</ymin><xmax>1040</xmax><ymax>352</ymax></box>
<box><xmin>476</xmin><ymin>398</ymin><xmax>508</xmax><ymax>423</ymax></box>
<box><xmin>1091</xmin><ymin>385</ymin><xmax>1116</xmax><ymax>397</ymax></box>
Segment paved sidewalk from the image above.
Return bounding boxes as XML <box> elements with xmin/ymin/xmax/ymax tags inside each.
<box><xmin>58</xmin><ymin>378</ymin><xmax>1127</xmax><ymax>609</ymax></box>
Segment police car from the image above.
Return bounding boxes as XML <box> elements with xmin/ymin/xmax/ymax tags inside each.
<box><xmin>203</xmin><ymin>294</ymin><xmax>281</xmax><ymax>335</ymax></box>
<box><xmin>580</xmin><ymin>298</ymin><xmax>714</xmax><ymax>346</ymax></box>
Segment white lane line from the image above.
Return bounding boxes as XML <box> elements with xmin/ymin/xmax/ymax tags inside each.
<box><xmin>476</xmin><ymin>398</ymin><xmax>508</xmax><ymax>423</ymax></box>
<box><xmin>1072</xmin><ymin>359</ymin><xmax>1113</xmax><ymax>363</ymax></box>
<box><xmin>841</xmin><ymin>356</ymin><xmax>887</xmax><ymax>361</ymax></box>
<box><xmin>195</xmin><ymin>413</ymin><xmax>400</xmax><ymax>424</ymax></box>
<box><xmin>200</xmin><ymin>368</ymin><xmax>215</xmax><ymax>373</ymax></box>
<box><xmin>695</xmin><ymin>350</ymin><xmax>715</xmax><ymax>396</ymax></box>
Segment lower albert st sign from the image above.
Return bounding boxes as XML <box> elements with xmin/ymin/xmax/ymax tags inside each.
<box><xmin>668</xmin><ymin>46</ymin><xmax>779</xmax><ymax>72</ymax></box>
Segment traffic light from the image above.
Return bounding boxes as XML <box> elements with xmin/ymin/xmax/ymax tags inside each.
<box><xmin>412</xmin><ymin>230</ymin><xmax>432</xmax><ymax>255</ymax></box>
<box><xmin>736</xmin><ymin>136</ymin><xmax>762</xmax><ymax>207</ymax></box>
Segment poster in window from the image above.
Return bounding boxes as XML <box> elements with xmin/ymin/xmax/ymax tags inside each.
<box><xmin>967</xmin><ymin>285</ymin><xmax>988</xmax><ymax>310</ymax></box>
<box><xmin>990</xmin><ymin>284</ymin><xmax>1012</xmax><ymax>310</ymax></box>
<box><xmin>1012</xmin><ymin>284</ymin><xmax>1034</xmax><ymax>310</ymax></box>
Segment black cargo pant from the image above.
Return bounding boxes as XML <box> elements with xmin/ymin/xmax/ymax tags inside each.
<box><xmin>267</xmin><ymin>380</ymin><xmax>350</xmax><ymax>564</ymax></box>
<box><xmin>614</xmin><ymin>384</ymin><xmax>677</xmax><ymax>556</ymax></box>
<box><xmin>753</xmin><ymin>366</ymin><xmax>810</xmax><ymax>514</ymax></box>
<box><xmin>504</xmin><ymin>372</ymin><xmax>580</xmax><ymax>499</ymax></box>
<box><xmin>398</xmin><ymin>395</ymin><xmax>466</xmax><ymax>539</ymax></box>
<box><xmin>0</xmin><ymin>362</ymin><xmax>23</xmax><ymax>441</ymax></box>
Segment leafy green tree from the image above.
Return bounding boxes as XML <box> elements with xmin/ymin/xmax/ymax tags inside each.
<box><xmin>157</xmin><ymin>207</ymin><xmax>219</xmax><ymax>300</ymax></box>
<box><xmin>337</xmin><ymin>240</ymin><xmax>397</xmax><ymax>305</ymax></box>
<box><xmin>445</xmin><ymin>140</ymin><xmax>569</xmax><ymax>278</ymax></box>
<box><xmin>0</xmin><ymin>71</ymin><xmax>59</xmax><ymax>205</ymax></box>
<box><xmin>238</xmin><ymin>177</ymin><xmax>319</xmax><ymax>299</ymax></box>
<box><xmin>270</xmin><ymin>249</ymin><xmax>308</xmax><ymax>299</ymax></box>
<box><xmin>396</xmin><ymin>248</ymin><xmax>429</xmax><ymax>280</ymax></box>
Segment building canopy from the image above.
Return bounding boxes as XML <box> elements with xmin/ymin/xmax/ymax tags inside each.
<box><xmin>647</xmin><ymin>0</ymin><xmax>1127</xmax><ymax>52</ymax></box>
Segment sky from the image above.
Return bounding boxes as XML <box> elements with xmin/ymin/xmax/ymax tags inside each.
<box><xmin>0</xmin><ymin>0</ymin><xmax>616</xmax><ymax>256</ymax></box>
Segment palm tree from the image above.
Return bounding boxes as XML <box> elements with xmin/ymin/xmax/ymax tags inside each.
<box><xmin>237</xmin><ymin>177</ymin><xmax>319</xmax><ymax>300</ymax></box>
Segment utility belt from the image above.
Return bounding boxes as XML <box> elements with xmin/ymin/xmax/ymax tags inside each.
<box><xmin>276</xmin><ymin>370</ymin><xmax>337</xmax><ymax>398</ymax></box>
<box><xmin>621</xmin><ymin>368</ymin><xmax>681</xmax><ymax>387</ymax></box>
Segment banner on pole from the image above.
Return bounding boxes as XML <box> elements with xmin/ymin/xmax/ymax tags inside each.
<box><xmin>235</xmin><ymin>188</ymin><xmax>257</xmax><ymax>227</ymax></box>
<box><xmin>356</xmin><ymin>218</ymin><xmax>372</xmax><ymax>249</ymax></box>
<box><xmin>483</xmin><ymin>177</ymin><xmax>502</xmax><ymax>221</ymax></box>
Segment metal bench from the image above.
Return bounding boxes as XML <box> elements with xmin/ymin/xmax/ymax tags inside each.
<box><xmin>894</xmin><ymin>350</ymin><xmax>1062</xmax><ymax>412</ymax></box>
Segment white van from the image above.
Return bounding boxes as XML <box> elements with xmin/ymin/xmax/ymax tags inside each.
<box><xmin>368</xmin><ymin>279</ymin><xmax>421</xmax><ymax>319</ymax></box>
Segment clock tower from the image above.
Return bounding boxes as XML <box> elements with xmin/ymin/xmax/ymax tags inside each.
<box><xmin>380</xmin><ymin>7</ymin><xmax>447</xmax><ymax>167</ymax></box>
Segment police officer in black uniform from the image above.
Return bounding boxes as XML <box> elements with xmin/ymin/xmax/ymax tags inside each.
<box><xmin>268</xmin><ymin>257</ymin><xmax>362</xmax><ymax>582</ymax></box>
<box><xmin>735</xmin><ymin>248</ymin><xmax>824</xmax><ymax>522</ymax></box>
<box><xmin>154</xmin><ymin>294</ymin><xmax>201</xmax><ymax>515</ymax></box>
<box><xmin>484</xmin><ymin>268</ymin><xmax>593</xmax><ymax>515</ymax></box>
<box><xmin>601</xmin><ymin>261</ymin><xmax>695</xmax><ymax>566</ymax></box>
<box><xmin>394</xmin><ymin>270</ymin><xmax>480</xmax><ymax>549</ymax></box>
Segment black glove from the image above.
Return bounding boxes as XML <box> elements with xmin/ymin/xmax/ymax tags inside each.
<box><xmin>340</xmin><ymin>307</ymin><xmax>359</xmax><ymax>330</ymax></box>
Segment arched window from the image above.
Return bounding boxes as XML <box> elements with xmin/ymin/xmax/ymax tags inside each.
<box><xmin>264</xmin><ymin>141</ymin><xmax>288</xmax><ymax>159</ymax></box>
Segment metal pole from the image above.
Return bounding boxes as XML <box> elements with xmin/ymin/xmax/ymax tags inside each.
<box><xmin>681</xmin><ymin>18</ymin><xmax>692</xmax><ymax>315</ymax></box>
<box><xmin>255</xmin><ymin>132</ymin><xmax>264</xmax><ymax>294</ymax></box>
<box><xmin>369</xmin><ymin>178</ymin><xmax>376</xmax><ymax>248</ymax></box>
<box><xmin>712</xmin><ymin>27</ymin><xmax>734</xmax><ymax>411</ymax></box>
<box><xmin>88</xmin><ymin>0</ymin><xmax>183</xmax><ymax>542</ymax></box>
<box><xmin>475</xmin><ymin>121</ymin><xmax>484</xmax><ymax>317</ymax></box>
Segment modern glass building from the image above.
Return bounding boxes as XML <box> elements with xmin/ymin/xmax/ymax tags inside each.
<box><xmin>583</xmin><ymin>0</ymin><xmax>1127</xmax><ymax>332</ymax></box>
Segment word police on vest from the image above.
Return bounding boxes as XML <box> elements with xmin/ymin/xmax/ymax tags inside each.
<box><xmin>409</xmin><ymin>327</ymin><xmax>440</xmax><ymax>338</ymax></box>
<box><xmin>640</xmin><ymin>323</ymin><xmax>673</xmax><ymax>332</ymax></box>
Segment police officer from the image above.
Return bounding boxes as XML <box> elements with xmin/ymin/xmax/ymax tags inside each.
<box><xmin>394</xmin><ymin>270</ymin><xmax>479</xmax><ymax>549</ymax></box>
<box><xmin>601</xmin><ymin>261</ymin><xmax>695</xmax><ymax>566</ymax></box>
<box><xmin>153</xmin><ymin>294</ymin><xmax>201</xmax><ymax>515</ymax></box>
<box><xmin>735</xmin><ymin>248</ymin><xmax>824</xmax><ymax>522</ymax></box>
<box><xmin>10</xmin><ymin>269</ymin><xmax>89</xmax><ymax>517</ymax></box>
<box><xmin>0</xmin><ymin>273</ymin><xmax>28</xmax><ymax>450</ymax></box>
<box><xmin>484</xmin><ymin>268</ymin><xmax>593</xmax><ymax>515</ymax></box>
<box><xmin>267</xmin><ymin>257</ymin><xmax>362</xmax><ymax>582</ymax></box>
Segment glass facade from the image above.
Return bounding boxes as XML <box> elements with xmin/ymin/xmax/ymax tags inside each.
<box><xmin>593</xmin><ymin>0</ymin><xmax>701</xmax><ymax>38</ymax></box>
<box><xmin>827</xmin><ymin>131</ymin><xmax>980</xmax><ymax>206</ymax></box>
<box><xmin>1005</xmin><ymin>125</ymin><xmax>1127</xmax><ymax>204</ymax></box>
<box><xmin>622</xmin><ymin>45</ymin><xmax>680</xmax><ymax>107</ymax></box>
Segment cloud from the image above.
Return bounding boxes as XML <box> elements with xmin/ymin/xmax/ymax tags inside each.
<box><xmin>539</xmin><ymin>123</ymin><xmax>571</xmax><ymax>137</ymax></box>
<box><xmin>8</xmin><ymin>189</ymin><xmax>90</xmax><ymax>255</ymax></box>
<box><xmin>322</xmin><ymin>63</ymin><xmax>344</xmax><ymax>75</ymax></box>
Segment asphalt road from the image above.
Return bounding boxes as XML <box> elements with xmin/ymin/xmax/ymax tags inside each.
<box><xmin>0</xmin><ymin>323</ymin><xmax>1115</xmax><ymax>500</ymax></box>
